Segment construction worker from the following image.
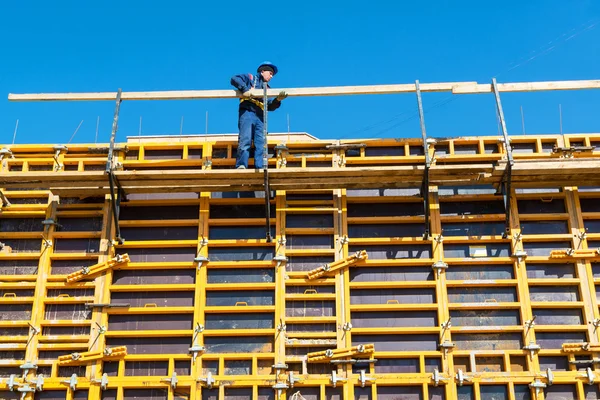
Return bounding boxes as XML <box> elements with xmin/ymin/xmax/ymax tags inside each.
<box><xmin>231</xmin><ymin>62</ymin><xmax>287</xmax><ymax>169</ymax></box>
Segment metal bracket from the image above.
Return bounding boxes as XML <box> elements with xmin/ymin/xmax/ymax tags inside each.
<box><xmin>432</xmin><ymin>261</ymin><xmax>448</xmax><ymax>279</ymax></box>
<box><xmin>275</xmin><ymin>144</ymin><xmax>288</xmax><ymax>167</ymax></box>
<box><xmin>193</xmin><ymin>255</ymin><xmax>209</xmax><ymax>266</ymax></box>
<box><xmin>7</xmin><ymin>374</ymin><xmax>20</xmax><ymax>391</ymax></box>
<box><xmin>274</xmin><ymin>253</ymin><xmax>288</xmax><ymax>268</ymax></box>
<box><xmin>523</xmin><ymin>341</ymin><xmax>541</xmax><ymax>360</ymax></box>
<box><xmin>62</xmin><ymin>374</ymin><xmax>78</xmax><ymax>391</ymax></box>
<box><xmin>26</xmin><ymin>323</ymin><xmax>39</xmax><ymax>347</ymax></box>
<box><xmin>584</xmin><ymin>367</ymin><xmax>596</xmax><ymax>385</ymax></box>
<box><xmin>512</xmin><ymin>250</ymin><xmax>528</xmax><ymax>263</ymax></box>
<box><xmin>288</xmin><ymin>371</ymin><xmax>301</xmax><ymax>388</ymax></box>
<box><xmin>513</xmin><ymin>232</ymin><xmax>522</xmax><ymax>242</ymax></box>
<box><xmin>30</xmin><ymin>374</ymin><xmax>44</xmax><ymax>392</ymax></box>
<box><xmin>277</xmin><ymin>318</ymin><xmax>287</xmax><ymax>333</ymax></box>
<box><xmin>91</xmin><ymin>373</ymin><xmax>109</xmax><ymax>390</ymax></box>
<box><xmin>20</xmin><ymin>361</ymin><xmax>37</xmax><ymax>376</ymax></box>
<box><xmin>0</xmin><ymin>148</ymin><xmax>13</xmax><ymax>161</ymax></box>
<box><xmin>492</xmin><ymin>78</ymin><xmax>514</xmax><ymax>239</ymax></box>
<box><xmin>529</xmin><ymin>379</ymin><xmax>547</xmax><ymax>397</ymax></box>
<box><xmin>40</xmin><ymin>235</ymin><xmax>52</xmax><ymax>249</ymax></box>
<box><xmin>552</xmin><ymin>144</ymin><xmax>594</xmax><ymax>158</ymax></box>
<box><xmin>52</xmin><ymin>145</ymin><xmax>68</xmax><ymax>171</ymax></box>
<box><xmin>432</xmin><ymin>368</ymin><xmax>450</xmax><ymax>387</ymax></box>
<box><xmin>0</xmin><ymin>189</ymin><xmax>11</xmax><ymax>208</ymax></box>
<box><xmin>455</xmin><ymin>369</ymin><xmax>471</xmax><ymax>386</ymax></box>
<box><xmin>524</xmin><ymin>315</ymin><xmax>537</xmax><ymax>331</ymax></box>
<box><xmin>438</xmin><ymin>340</ymin><xmax>455</xmax><ymax>357</ymax></box>
<box><xmin>188</xmin><ymin>344</ymin><xmax>206</xmax><ymax>363</ymax></box>
<box><xmin>544</xmin><ymin>368</ymin><xmax>554</xmax><ymax>385</ymax></box>
<box><xmin>198</xmin><ymin>371</ymin><xmax>216</xmax><ymax>389</ymax></box>
<box><xmin>331</xmin><ymin>370</ymin><xmax>347</xmax><ymax>388</ymax></box>
<box><xmin>358</xmin><ymin>370</ymin><xmax>376</xmax><ymax>388</ymax></box>
<box><xmin>591</xmin><ymin>319</ymin><xmax>600</xmax><ymax>334</ymax></box>
<box><xmin>203</xmin><ymin>157</ymin><xmax>213</xmax><ymax>169</ymax></box>
<box><xmin>441</xmin><ymin>317</ymin><xmax>452</xmax><ymax>334</ymax></box>
<box><xmin>161</xmin><ymin>372</ymin><xmax>178</xmax><ymax>389</ymax></box>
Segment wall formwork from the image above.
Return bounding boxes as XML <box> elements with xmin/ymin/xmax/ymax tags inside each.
<box><xmin>1</xmin><ymin>134</ymin><xmax>600</xmax><ymax>400</ymax></box>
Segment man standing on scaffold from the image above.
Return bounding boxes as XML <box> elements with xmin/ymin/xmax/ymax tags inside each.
<box><xmin>231</xmin><ymin>62</ymin><xmax>287</xmax><ymax>169</ymax></box>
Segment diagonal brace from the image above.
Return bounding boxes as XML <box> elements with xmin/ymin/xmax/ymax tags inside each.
<box><xmin>307</xmin><ymin>250</ymin><xmax>368</xmax><ymax>280</ymax></box>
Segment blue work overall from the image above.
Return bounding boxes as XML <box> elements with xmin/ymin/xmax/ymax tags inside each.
<box><xmin>231</xmin><ymin>73</ymin><xmax>282</xmax><ymax>169</ymax></box>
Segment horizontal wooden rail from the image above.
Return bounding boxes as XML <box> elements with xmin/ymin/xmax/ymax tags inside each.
<box><xmin>8</xmin><ymin>79</ymin><xmax>600</xmax><ymax>101</ymax></box>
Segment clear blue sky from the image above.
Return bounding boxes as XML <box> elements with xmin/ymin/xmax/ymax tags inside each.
<box><xmin>1</xmin><ymin>0</ymin><xmax>599</xmax><ymax>145</ymax></box>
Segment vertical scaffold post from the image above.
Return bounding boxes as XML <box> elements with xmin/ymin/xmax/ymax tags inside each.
<box><xmin>106</xmin><ymin>89</ymin><xmax>125</xmax><ymax>244</ymax></box>
<box><xmin>492</xmin><ymin>78</ymin><xmax>514</xmax><ymax>239</ymax></box>
<box><xmin>416</xmin><ymin>80</ymin><xmax>431</xmax><ymax>240</ymax></box>
<box><xmin>263</xmin><ymin>83</ymin><xmax>273</xmax><ymax>243</ymax></box>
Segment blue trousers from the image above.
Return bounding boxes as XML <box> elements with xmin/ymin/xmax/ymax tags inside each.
<box><xmin>236</xmin><ymin>110</ymin><xmax>266</xmax><ymax>169</ymax></box>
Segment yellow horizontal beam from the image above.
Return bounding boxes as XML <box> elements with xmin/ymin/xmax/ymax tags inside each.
<box><xmin>105</xmin><ymin>330</ymin><xmax>192</xmax><ymax>337</ymax></box>
<box><xmin>203</xmin><ymin>305</ymin><xmax>275</xmax><ymax>313</ymax></box>
<box><xmin>106</xmin><ymin>306</ymin><xmax>194</xmax><ymax>315</ymax></box>
<box><xmin>110</xmin><ymin>284</ymin><xmax>195</xmax><ymax>292</ymax></box>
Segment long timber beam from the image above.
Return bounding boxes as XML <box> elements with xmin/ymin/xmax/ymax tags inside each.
<box><xmin>2</xmin><ymin>159</ymin><xmax>600</xmax><ymax>195</ymax></box>
<box><xmin>8</xmin><ymin>79</ymin><xmax>600</xmax><ymax>101</ymax></box>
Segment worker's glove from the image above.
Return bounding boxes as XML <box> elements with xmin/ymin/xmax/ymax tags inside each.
<box><xmin>276</xmin><ymin>91</ymin><xmax>288</xmax><ymax>101</ymax></box>
<box><xmin>241</xmin><ymin>90</ymin><xmax>253</xmax><ymax>98</ymax></box>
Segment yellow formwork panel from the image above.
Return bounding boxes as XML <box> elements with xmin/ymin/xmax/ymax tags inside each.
<box><xmin>3</xmin><ymin>135</ymin><xmax>600</xmax><ymax>399</ymax></box>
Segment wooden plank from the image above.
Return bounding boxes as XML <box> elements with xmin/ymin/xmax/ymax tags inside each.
<box><xmin>7</xmin><ymin>82</ymin><xmax>470</xmax><ymax>102</ymax></box>
<box><xmin>453</xmin><ymin>79</ymin><xmax>600</xmax><ymax>94</ymax></box>
<box><xmin>8</xmin><ymin>79</ymin><xmax>600</xmax><ymax>102</ymax></box>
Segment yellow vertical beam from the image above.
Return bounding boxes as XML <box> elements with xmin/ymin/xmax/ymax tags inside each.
<box><xmin>23</xmin><ymin>195</ymin><xmax>58</xmax><ymax>400</ymax></box>
<box><xmin>430</xmin><ymin>187</ymin><xmax>455</xmax><ymax>400</ymax></box>
<box><xmin>191</xmin><ymin>190</ymin><xmax>210</xmax><ymax>400</ymax></box>
<box><xmin>509</xmin><ymin>192</ymin><xmax>539</xmax><ymax>373</ymax></box>
<box><xmin>274</xmin><ymin>190</ymin><xmax>287</xmax><ymax>392</ymax></box>
<box><xmin>167</xmin><ymin>358</ymin><xmax>175</xmax><ymax>400</ymax></box>
<box><xmin>333</xmin><ymin>146</ymin><xmax>352</xmax><ymax>399</ymax></box>
<box><xmin>88</xmin><ymin>196</ymin><xmax>114</xmax><ymax>400</ymax></box>
<box><xmin>565</xmin><ymin>187</ymin><xmax>600</xmax><ymax>343</ymax></box>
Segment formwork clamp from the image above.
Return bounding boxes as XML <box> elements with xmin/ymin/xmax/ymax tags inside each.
<box><xmin>61</xmin><ymin>374</ymin><xmax>78</xmax><ymax>391</ymax></box>
<box><xmin>579</xmin><ymin>367</ymin><xmax>597</xmax><ymax>385</ymax></box>
<box><xmin>432</xmin><ymin>369</ymin><xmax>450</xmax><ymax>387</ymax></box>
<box><xmin>306</xmin><ymin>250</ymin><xmax>368</xmax><ymax>280</ymax></box>
<box><xmin>28</xmin><ymin>374</ymin><xmax>44</xmax><ymax>392</ymax></box>
<box><xmin>330</xmin><ymin>370</ymin><xmax>346</xmax><ymax>388</ymax></box>
<box><xmin>511</xmin><ymin>250</ymin><xmax>528</xmax><ymax>263</ymax></box>
<box><xmin>432</xmin><ymin>261</ymin><xmax>448</xmax><ymax>279</ymax></box>
<box><xmin>273</xmin><ymin>254</ymin><xmax>288</xmax><ymax>268</ymax></box>
<box><xmin>523</xmin><ymin>341</ymin><xmax>541</xmax><ymax>360</ymax></box>
<box><xmin>91</xmin><ymin>373</ymin><xmax>109</xmax><ymax>391</ymax></box>
<box><xmin>197</xmin><ymin>372</ymin><xmax>217</xmax><ymax>389</ymax></box>
<box><xmin>288</xmin><ymin>371</ymin><xmax>301</xmax><ymax>388</ymax></box>
<box><xmin>358</xmin><ymin>370</ymin><xmax>376</xmax><ymax>388</ymax></box>
<box><xmin>161</xmin><ymin>372</ymin><xmax>178</xmax><ymax>389</ymax></box>
<box><xmin>455</xmin><ymin>369</ymin><xmax>471</xmax><ymax>386</ymax></box>
<box><xmin>66</xmin><ymin>254</ymin><xmax>130</xmax><ymax>283</ymax></box>
<box><xmin>57</xmin><ymin>346</ymin><xmax>127</xmax><ymax>366</ymax></box>
<box><xmin>438</xmin><ymin>340</ymin><xmax>455</xmax><ymax>357</ymax></box>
